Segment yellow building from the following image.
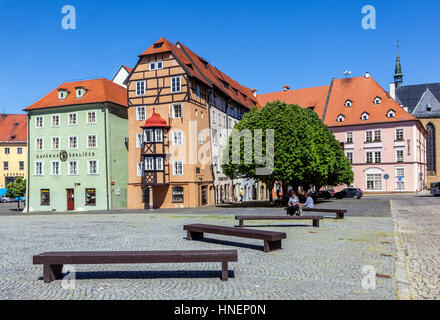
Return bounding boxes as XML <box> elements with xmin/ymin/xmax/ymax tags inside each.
<box><xmin>0</xmin><ymin>114</ymin><xmax>27</xmax><ymax>189</ymax></box>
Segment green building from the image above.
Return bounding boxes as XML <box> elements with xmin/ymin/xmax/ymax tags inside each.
<box><xmin>24</xmin><ymin>78</ymin><xmax>128</xmax><ymax>212</ymax></box>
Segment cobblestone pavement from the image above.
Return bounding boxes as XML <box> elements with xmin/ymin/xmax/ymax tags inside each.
<box><xmin>392</xmin><ymin>196</ymin><xmax>440</xmax><ymax>299</ymax></box>
<box><xmin>0</xmin><ymin>204</ymin><xmax>396</xmax><ymax>300</ymax></box>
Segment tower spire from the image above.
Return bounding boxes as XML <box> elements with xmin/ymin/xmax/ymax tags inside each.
<box><xmin>394</xmin><ymin>40</ymin><xmax>403</xmax><ymax>87</ymax></box>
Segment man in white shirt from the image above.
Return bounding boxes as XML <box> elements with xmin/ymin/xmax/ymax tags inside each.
<box><xmin>298</xmin><ymin>192</ymin><xmax>314</xmax><ymax>216</ymax></box>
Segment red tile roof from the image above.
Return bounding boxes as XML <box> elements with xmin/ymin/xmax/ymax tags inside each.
<box><xmin>24</xmin><ymin>78</ymin><xmax>128</xmax><ymax>111</ymax></box>
<box><xmin>139</xmin><ymin>37</ymin><xmax>258</xmax><ymax>109</ymax></box>
<box><xmin>257</xmin><ymin>75</ymin><xmax>418</xmax><ymax>127</ymax></box>
<box><xmin>0</xmin><ymin>114</ymin><xmax>27</xmax><ymax>142</ymax></box>
<box><xmin>122</xmin><ymin>65</ymin><xmax>132</xmax><ymax>73</ymax></box>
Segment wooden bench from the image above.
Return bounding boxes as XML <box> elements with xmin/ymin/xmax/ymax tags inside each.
<box><xmin>284</xmin><ymin>208</ymin><xmax>346</xmax><ymax>219</ymax></box>
<box><xmin>184</xmin><ymin>224</ymin><xmax>286</xmax><ymax>253</ymax></box>
<box><xmin>235</xmin><ymin>215</ymin><xmax>324</xmax><ymax>228</ymax></box>
<box><xmin>33</xmin><ymin>250</ymin><xmax>238</xmax><ymax>283</ymax></box>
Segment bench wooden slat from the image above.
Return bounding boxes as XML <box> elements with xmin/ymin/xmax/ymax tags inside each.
<box><xmin>184</xmin><ymin>224</ymin><xmax>286</xmax><ymax>253</ymax></box>
<box><xmin>33</xmin><ymin>250</ymin><xmax>238</xmax><ymax>283</ymax></box>
<box><xmin>235</xmin><ymin>215</ymin><xmax>323</xmax><ymax>228</ymax></box>
<box><xmin>283</xmin><ymin>207</ymin><xmax>346</xmax><ymax>219</ymax></box>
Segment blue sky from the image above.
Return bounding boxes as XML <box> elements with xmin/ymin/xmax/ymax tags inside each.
<box><xmin>0</xmin><ymin>0</ymin><xmax>439</xmax><ymax>113</ymax></box>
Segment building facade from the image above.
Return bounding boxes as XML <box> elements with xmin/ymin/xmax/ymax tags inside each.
<box><xmin>0</xmin><ymin>114</ymin><xmax>27</xmax><ymax>190</ymax></box>
<box><xmin>24</xmin><ymin>78</ymin><xmax>128</xmax><ymax>212</ymax></box>
<box><xmin>257</xmin><ymin>74</ymin><xmax>427</xmax><ymax>193</ymax></box>
<box><xmin>126</xmin><ymin>37</ymin><xmax>259</xmax><ymax>209</ymax></box>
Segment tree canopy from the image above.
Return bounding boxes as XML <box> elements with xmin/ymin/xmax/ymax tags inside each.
<box><xmin>6</xmin><ymin>176</ymin><xmax>26</xmax><ymax>210</ymax></box>
<box><xmin>222</xmin><ymin>101</ymin><xmax>354</xmax><ymax>200</ymax></box>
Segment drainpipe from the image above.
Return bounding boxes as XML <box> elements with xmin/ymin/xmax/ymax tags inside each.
<box><xmin>26</xmin><ymin>113</ymin><xmax>30</xmax><ymax>213</ymax></box>
<box><xmin>102</xmin><ymin>103</ymin><xmax>110</xmax><ymax>212</ymax></box>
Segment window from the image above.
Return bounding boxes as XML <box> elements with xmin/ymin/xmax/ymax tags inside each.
<box><xmin>345</xmin><ymin>100</ymin><xmax>352</xmax><ymax>108</ymax></box>
<box><xmin>171</xmin><ymin>76</ymin><xmax>181</xmax><ymax>93</ymax></box>
<box><xmin>40</xmin><ymin>189</ymin><xmax>50</xmax><ymax>206</ymax></box>
<box><xmin>76</xmin><ymin>87</ymin><xmax>86</xmax><ymax>98</ymax></box>
<box><xmin>85</xmin><ymin>188</ymin><xmax>96</xmax><ymax>206</ymax></box>
<box><xmin>198</xmin><ymin>131</ymin><xmax>204</xmax><ymax>145</ymax></box>
<box><xmin>149</xmin><ymin>61</ymin><xmax>163</xmax><ymax>70</ymax></box>
<box><xmin>35</xmin><ymin>138</ymin><xmax>44</xmax><ymax>151</ymax></box>
<box><xmin>172</xmin><ymin>131</ymin><xmax>183</xmax><ymax>146</ymax></box>
<box><xmin>35</xmin><ymin>161</ymin><xmax>43</xmax><ymax>176</ymax></box>
<box><xmin>136</xmin><ymin>106</ymin><xmax>146</xmax><ymax>121</ymax></box>
<box><xmin>3</xmin><ymin>162</ymin><xmax>8</xmax><ymax>170</ymax></box>
<box><xmin>367</xmin><ymin>174</ymin><xmax>382</xmax><ymax>190</ymax></box>
<box><xmin>36</xmin><ymin>116</ymin><xmax>44</xmax><ymax>128</ymax></box>
<box><xmin>375</xmin><ymin>152</ymin><xmax>382</xmax><ymax>163</ymax></box>
<box><xmin>153</xmin><ymin>129</ymin><xmax>162</xmax><ymax>142</ymax></box>
<box><xmin>427</xmin><ymin>123</ymin><xmax>436</xmax><ymax>174</ymax></box>
<box><xmin>51</xmin><ymin>137</ymin><xmax>60</xmax><ymax>150</ymax></box>
<box><xmin>396</xmin><ymin>129</ymin><xmax>404</xmax><ymax>141</ymax></box>
<box><xmin>19</xmin><ymin>161</ymin><xmax>24</xmax><ymax>171</ymax></box>
<box><xmin>396</xmin><ymin>150</ymin><xmax>404</xmax><ymax>163</ymax></box>
<box><xmin>88</xmin><ymin>135</ymin><xmax>97</xmax><ymax>148</ymax></box>
<box><xmin>51</xmin><ymin>161</ymin><xmax>60</xmax><ymax>176</ymax></box>
<box><xmin>136</xmin><ymin>81</ymin><xmax>146</xmax><ymax>96</ymax></box>
<box><xmin>17</xmin><ymin>148</ymin><xmax>22</xmax><ymax>154</ymax></box>
<box><xmin>172</xmin><ymin>187</ymin><xmax>184</xmax><ymax>203</ymax></box>
<box><xmin>426</xmin><ymin>104</ymin><xmax>432</xmax><ymax>112</ymax></box>
<box><xmin>69</xmin><ymin>136</ymin><xmax>78</xmax><ymax>149</ymax></box>
<box><xmin>137</xmin><ymin>133</ymin><xmax>144</xmax><ymax>148</ymax></box>
<box><xmin>171</xmin><ymin>104</ymin><xmax>182</xmax><ymax>118</ymax></box>
<box><xmin>58</xmin><ymin>89</ymin><xmax>68</xmax><ymax>100</ymax></box>
<box><xmin>145</xmin><ymin>157</ymin><xmax>154</xmax><ymax>171</ymax></box>
<box><xmin>212</xmin><ymin>129</ymin><xmax>218</xmax><ymax>145</ymax></box>
<box><xmin>396</xmin><ymin>181</ymin><xmax>405</xmax><ymax>190</ymax></box>
<box><xmin>87</xmin><ymin>111</ymin><xmax>97</xmax><ymax>124</ymax></box>
<box><xmin>366</xmin><ymin>131</ymin><xmax>373</xmax><ymax>143</ymax></box>
<box><xmin>387</xmin><ymin>110</ymin><xmax>396</xmax><ymax>118</ymax></box>
<box><xmin>196</xmin><ymin>84</ymin><xmax>201</xmax><ymax>98</ymax></box>
<box><xmin>396</xmin><ymin>168</ymin><xmax>405</xmax><ymax>178</ymax></box>
<box><xmin>5</xmin><ymin>148</ymin><xmax>10</xmax><ymax>154</ymax></box>
<box><xmin>366</xmin><ymin>152</ymin><xmax>373</xmax><ymax>164</ymax></box>
<box><xmin>361</xmin><ymin>113</ymin><xmax>369</xmax><ymax>121</ymax></box>
<box><xmin>337</xmin><ymin>114</ymin><xmax>345</xmax><ymax>123</ymax></box>
<box><xmin>68</xmin><ymin>161</ymin><xmax>78</xmax><ymax>175</ymax></box>
<box><xmin>156</xmin><ymin>157</ymin><xmax>164</xmax><ymax>171</ymax></box>
<box><xmin>173</xmin><ymin>160</ymin><xmax>183</xmax><ymax>176</ymax></box>
<box><xmin>346</xmin><ymin>132</ymin><xmax>353</xmax><ymax>144</ymax></box>
<box><xmin>212</xmin><ymin>110</ymin><xmax>216</xmax><ymax>123</ymax></box>
<box><xmin>137</xmin><ymin>162</ymin><xmax>144</xmax><ymax>177</ymax></box>
<box><xmin>68</xmin><ymin>113</ymin><xmax>78</xmax><ymax>125</ymax></box>
<box><xmin>52</xmin><ymin>115</ymin><xmax>60</xmax><ymax>127</ymax></box>
<box><xmin>88</xmin><ymin>160</ymin><xmax>98</xmax><ymax>175</ymax></box>
<box><xmin>374</xmin><ymin>97</ymin><xmax>382</xmax><ymax>105</ymax></box>
<box><xmin>374</xmin><ymin>130</ymin><xmax>381</xmax><ymax>142</ymax></box>
<box><xmin>346</xmin><ymin>152</ymin><xmax>353</xmax><ymax>164</ymax></box>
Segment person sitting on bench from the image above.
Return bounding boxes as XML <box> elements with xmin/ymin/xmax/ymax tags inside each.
<box><xmin>298</xmin><ymin>192</ymin><xmax>314</xmax><ymax>216</ymax></box>
<box><xmin>287</xmin><ymin>191</ymin><xmax>300</xmax><ymax>216</ymax></box>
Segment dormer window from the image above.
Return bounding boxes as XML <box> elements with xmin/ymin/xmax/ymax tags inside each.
<box><xmin>361</xmin><ymin>112</ymin><xmax>369</xmax><ymax>121</ymax></box>
<box><xmin>75</xmin><ymin>87</ymin><xmax>86</xmax><ymax>98</ymax></box>
<box><xmin>58</xmin><ymin>89</ymin><xmax>68</xmax><ymax>100</ymax></box>
<box><xmin>150</xmin><ymin>61</ymin><xmax>163</xmax><ymax>70</ymax></box>
<box><xmin>345</xmin><ymin>100</ymin><xmax>352</xmax><ymax>108</ymax></box>
<box><xmin>337</xmin><ymin>114</ymin><xmax>345</xmax><ymax>123</ymax></box>
<box><xmin>426</xmin><ymin>104</ymin><xmax>432</xmax><ymax>112</ymax></box>
<box><xmin>153</xmin><ymin>42</ymin><xmax>163</xmax><ymax>49</ymax></box>
<box><xmin>387</xmin><ymin>109</ymin><xmax>396</xmax><ymax>118</ymax></box>
<box><xmin>374</xmin><ymin>97</ymin><xmax>382</xmax><ymax>105</ymax></box>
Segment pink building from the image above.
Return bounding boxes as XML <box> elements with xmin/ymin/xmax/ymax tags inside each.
<box><xmin>257</xmin><ymin>74</ymin><xmax>427</xmax><ymax>193</ymax></box>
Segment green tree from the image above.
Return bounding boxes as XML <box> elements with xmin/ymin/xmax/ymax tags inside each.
<box><xmin>6</xmin><ymin>176</ymin><xmax>26</xmax><ymax>211</ymax></box>
<box><xmin>222</xmin><ymin>101</ymin><xmax>353</xmax><ymax>203</ymax></box>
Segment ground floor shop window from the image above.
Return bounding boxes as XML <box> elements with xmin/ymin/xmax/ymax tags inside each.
<box><xmin>85</xmin><ymin>188</ymin><xmax>96</xmax><ymax>206</ymax></box>
<box><xmin>172</xmin><ymin>187</ymin><xmax>184</xmax><ymax>203</ymax></box>
<box><xmin>366</xmin><ymin>174</ymin><xmax>382</xmax><ymax>190</ymax></box>
<box><xmin>40</xmin><ymin>189</ymin><xmax>50</xmax><ymax>206</ymax></box>
<box><xmin>396</xmin><ymin>181</ymin><xmax>405</xmax><ymax>191</ymax></box>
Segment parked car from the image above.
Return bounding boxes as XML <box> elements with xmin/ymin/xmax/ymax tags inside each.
<box><xmin>334</xmin><ymin>188</ymin><xmax>363</xmax><ymax>199</ymax></box>
<box><xmin>430</xmin><ymin>182</ymin><xmax>440</xmax><ymax>196</ymax></box>
<box><xmin>0</xmin><ymin>196</ymin><xmax>13</xmax><ymax>203</ymax></box>
<box><xmin>316</xmin><ymin>190</ymin><xmax>333</xmax><ymax>199</ymax></box>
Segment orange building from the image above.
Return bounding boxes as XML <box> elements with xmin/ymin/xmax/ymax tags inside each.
<box><xmin>126</xmin><ymin>37</ymin><xmax>257</xmax><ymax>209</ymax></box>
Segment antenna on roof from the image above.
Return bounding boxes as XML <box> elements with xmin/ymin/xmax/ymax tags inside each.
<box><xmin>344</xmin><ymin>71</ymin><xmax>352</xmax><ymax>79</ymax></box>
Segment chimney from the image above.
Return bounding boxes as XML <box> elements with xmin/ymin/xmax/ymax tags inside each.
<box><xmin>283</xmin><ymin>85</ymin><xmax>290</xmax><ymax>91</ymax></box>
<box><xmin>251</xmin><ymin>88</ymin><xmax>257</xmax><ymax>98</ymax></box>
<box><xmin>365</xmin><ymin>72</ymin><xmax>371</xmax><ymax>79</ymax></box>
<box><xmin>389</xmin><ymin>82</ymin><xmax>396</xmax><ymax>100</ymax></box>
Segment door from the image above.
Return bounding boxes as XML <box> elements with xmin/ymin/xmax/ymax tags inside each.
<box><xmin>201</xmin><ymin>186</ymin><xmax>207</xmax><ymax>206</ymax></box>
<box><xmin>66</xmin><ymin>189</ymin><xmax>75</xmax><ymax>211</ymax></box>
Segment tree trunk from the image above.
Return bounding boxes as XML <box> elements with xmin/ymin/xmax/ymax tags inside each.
<box><xmin>17</xmin><ymin>199</ymin><xmax>20</xmax><ymax>211</ymax></box>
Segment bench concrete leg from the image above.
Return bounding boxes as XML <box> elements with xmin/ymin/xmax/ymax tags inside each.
<box><xmin>43</xmin><ymin>264</ymin><xmax>63</xmax><ymax>283</ymax></box>
<box><xmin>221</xmin><ymin>262</ymin><xmax>229</xmax><ymax>281</ymax></box>
<box><xmin>337</xmin><ymin>212</ymin><xmax>344</xmax><ymax>219</ymax></box>
<box><xmin>187</xmin><ymin>231</ymin><xmax>204</xmax><ymax>241</ymax></box>
<box><xmin>264</xmin><ymin>240</ymin><xmax>282</xmax><ymax>253</ymax></box>
<box><xmin>313</xmin><ymin>219</ymin><xmax>320</xmax><ymax>227</ymax></box>
<box><xmin>239</xmin><ymin>220</ymin><xmax>244</xmax><ymax>228</ymax></box>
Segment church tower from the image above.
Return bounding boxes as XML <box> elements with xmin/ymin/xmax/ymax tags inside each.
<box><xmin>394</xmin><ymin>41</ymin><xmax>403</xmax><ymax>87</ymax></box>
